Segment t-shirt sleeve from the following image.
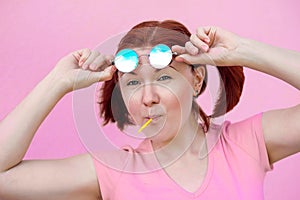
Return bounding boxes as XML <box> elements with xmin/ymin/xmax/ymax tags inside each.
<box><xmin>224</xmin><ymin>112</ymin><xmax>273</xmax><ymax>172</ymax></box>
<box><xmin>92</xmin><ymin>156</ymin><xmax>115</xmax><ymax>199</ymax></box>
<box><xmin>91</xmin><ymin>146</ymin><xmax>136</xmax><ymax>199</ymax></box>
<box><xmin>91</xmin><ymin>151</ymin><xmax>127</xmax><ymax>199</ymax></box>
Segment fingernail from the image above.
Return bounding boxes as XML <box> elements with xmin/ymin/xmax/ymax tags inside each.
<box><xmin>191</xmin><ymin>49</ymin><xmax>198</xmax><ymax>55</ymax></box>
<box><xmin>176</xmin><ymin>56</ymin><xmax>184</xmax><ymax>62</ymax></box>
<box><xmin>106</xmin><ymin>59</ymin><xmax>112</xmax><ymax>65</ymax></box>
<box><xmin>201</xmin><ymin>45</ymin><xmax>209</xmax><ymax>52</ymax></box>
<box><xmin>90</xmin><ymin>63</ymin><xmax>96</xmax><ymax>69</ymax></box>
<box><xmin>111</xmin><ymin>66</ymin><xmax>117</xmax><ymax>72</ymax></box>
<box><xmin>83</xmin><ymin>64</ymin><xmax>88</xmax><ymax>69</ymax></box>
<box><xmin>204</xmin><ymin>38</ymin><xmax>210</xmax><ymax>43</ymax></box>
<box><xmin>79</xmin><ymin>57</ymin><xmax>86</xmax><ymax>66</ymax></box>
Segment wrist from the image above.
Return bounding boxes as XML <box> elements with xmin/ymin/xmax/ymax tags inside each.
<box><xmin>45</xmin><ymin>70</ymin><xmax>72</xmax><ymax>96</ymax></box>
<box><xmin>235</xmin><ymin>37</ymin><xmax>262</xmax><ymax>68</ymax></box>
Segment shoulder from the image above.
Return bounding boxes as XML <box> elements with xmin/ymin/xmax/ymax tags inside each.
<box><xmin>223</xmin><ymin>113</ymin><xmax>263</xmax><ymax>135</ymax></box>
<box><xmin>220</xmin><ymin>113</ymin><xmax>264</xmax><ymax>147</ymax></box>
<box><xmin>205</xmin><ymin>114</ymin><xmax>263</xmax><ymax>156</ymax></box>
<box><xmin>215</xmin><ymin>113</ymin><xmax>272</xmax><ymax>171</ymax></box>
<box><xmin>207</xmin><ymin>113</ymin><xmax>263</xmax><ymax>147</ymax></box>
<box><xmin>220</xmin><ymin>113</ymin><xmax>264</xmax><ymax>150</ymax></box>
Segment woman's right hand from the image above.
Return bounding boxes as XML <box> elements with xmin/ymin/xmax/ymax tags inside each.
<box><xmin>51</xmin><ymin>49</ymin><xmax>116</xmax><ymax>93</ymax></box>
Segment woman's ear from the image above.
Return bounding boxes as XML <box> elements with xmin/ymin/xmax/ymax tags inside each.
<box><xmin>193</xmin><ymin>66</ymin><xmax>206</xmax><ymax>96</ymax></box>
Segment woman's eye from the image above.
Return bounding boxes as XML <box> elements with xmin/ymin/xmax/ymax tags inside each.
<box><xmin>158</xmin><ymin>75</ymin><xmax>172</xmax><ymax>81</ymax></box>
<box><xmin>127</xmin><ymin>80</ymin><xmax>140</xmax><ymax>86</ymax></box>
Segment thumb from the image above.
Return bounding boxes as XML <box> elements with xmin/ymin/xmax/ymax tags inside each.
<box><xmin>177</xmin><ymin>53</ymin><xmax>215</xmax><ymax>66</ymax></box>
<box><xmin>90</xmin><ymin>65</ymin><xmax>116</xmax><ymax>83</ymax></box>
<box><xmin>72</xmin><ymin>66</ymin><xmax>116</xmax><ymax>90</ymax></box>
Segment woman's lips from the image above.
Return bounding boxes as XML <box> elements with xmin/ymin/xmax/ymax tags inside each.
<box><xmin>144</xmin><ymin>115</ymin><xmax>163</xmax><ymax>123</ymax></box>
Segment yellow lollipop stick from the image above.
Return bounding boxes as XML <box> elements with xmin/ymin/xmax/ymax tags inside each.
<box><xmin>138</xmin><ymin>118</ymin><xmax>152</xmax><ymax>133</ymax></box>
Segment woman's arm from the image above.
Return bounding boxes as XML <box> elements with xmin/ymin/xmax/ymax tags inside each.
<box><xmin>174</xmin><ymin>26</ymin><xmax>300</xmax><ymax>89</ymax></box>
<box><xmin>0</xmin><ymin>154</ymin><xmax>100</xmax><ymax>200</ymax></box>
<box><xmin>0</xmin><ymin>49</ymin><xmax>115</xmax><ymax>199</ymax></box>
<box><xmin>0</xmin><ymin>70</ymin><xmax>67</xmax><ymax>172</ymax></box>
<box><xmin>238</xmin><ymin>38</ymin><xmax>300</xmax><ymax>90</ymax></box>
<box><xmin>235</xmin><ymin>35</ymin><xmax>300</xmax><ymax>164</ymax></box>
<box><xmin>173</xmin><ymin>26</ymin><xmax>300</xmax><ymax>164</ymax></box>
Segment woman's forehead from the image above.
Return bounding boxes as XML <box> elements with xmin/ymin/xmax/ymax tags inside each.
<box><xmin>117</xmin><ymin>61</ymin><xmax>190</xmax><ymax>78</ymax></box>
<box><xmin>132</xmin><ymin>46</ymin><xmax>152</xmax><ymax>55</ymax></box>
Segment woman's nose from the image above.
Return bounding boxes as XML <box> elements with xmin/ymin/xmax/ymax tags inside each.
<box><xmin>142</xmin><ymin>84</ymin><xmax>159</xmax><ymax>107</ymax></box>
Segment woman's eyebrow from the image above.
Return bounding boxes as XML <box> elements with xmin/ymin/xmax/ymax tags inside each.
<box><xmin>154</xmin><ymin>67</ymin><xmax>178</xmax><ymax>73</ymax></box>
<box><xmin>127</xmin><ymin>68</ymin><xmax>163</xmax><ymax>75</ymax></box>
<box><xmin>119</xmin><ymin>71</ymin><xmax>137</xmax><ymax>76</ymax></box>
<box><xmin>169</xmin><ymin>65</ymin><xmax>179</xmax><ymax>71</ymax></box>
<box><xmin>128</xmin><ymin>71</ymin><xmax>137</xmax><ymax>75</ymax></box>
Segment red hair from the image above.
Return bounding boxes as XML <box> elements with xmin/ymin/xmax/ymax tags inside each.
<box><xmin>98</xmin><ymin>20</ymin><xmax>245</xmax><ymax>131</ymax></box>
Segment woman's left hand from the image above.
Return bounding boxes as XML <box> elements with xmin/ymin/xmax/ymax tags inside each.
<box><xmin>172</xmin><ymin>26</ymin><xmax>244</xmax><ymax>67</ymax></box>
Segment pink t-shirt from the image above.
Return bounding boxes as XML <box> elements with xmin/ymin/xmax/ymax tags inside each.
<box><xmin>92</xmin><ymin>113</ymin><xmax>273</xmax><ymax>199</ymax></box>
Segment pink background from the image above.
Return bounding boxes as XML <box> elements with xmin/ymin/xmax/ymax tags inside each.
<box><xmin>1</xmin><ymin>0</ymin><xmax>300</xmax><ymax>199</ymax></box>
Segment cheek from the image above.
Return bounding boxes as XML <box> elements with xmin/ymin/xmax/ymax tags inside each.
<box><xmin>171</xmin><ymin>91</ymin><xmax>193</xmax><ymax>123</ymax></box>
<box><xmin>119</xmin><ymin>86</ymin><xmax>141</xmax><ymax>119</ymax></box>
<box><xmin>127</xmin><ymin>93</ymin><xmax>142</xmax><ymax>116</ymax></box>
<box><xmin>163</xmin><ymin>80</ymin><xmax>194</xmax><ymax>112</ymax></box>
<box><xmin>162</xmin><ymin>91</ymin><xmax>180</xmax><ymax>111</ymax></box>
<box><xmin>159</xmin><ymin>84</ymin><xmax>194</xmax><ymax>130</ymax></box>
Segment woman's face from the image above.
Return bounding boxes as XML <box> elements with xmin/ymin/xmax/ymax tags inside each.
<box><xmin>118</xmin><ymin>47</ymin><xmax>203</xmax><ymax>142</ymax></box>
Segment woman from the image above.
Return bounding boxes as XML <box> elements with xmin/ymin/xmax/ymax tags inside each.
<box><xmin>0</xmin><ymin>20</ymin><xmax>299</xmax><ymax>200</ymax></box>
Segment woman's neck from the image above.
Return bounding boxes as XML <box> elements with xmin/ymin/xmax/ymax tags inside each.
<box><xmin>151</xmin><ymin>114</ymin><xmax>206</xmax><ymax>165</ymax></box>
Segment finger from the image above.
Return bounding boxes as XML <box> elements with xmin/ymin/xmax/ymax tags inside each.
<box><xmin>78</xmin><ymin>48</ymin><xmax>91</xmax><ymax>67</ymax></box>
<box><xmin>171</xmin><ymin>45</ymin><xmax>186</xmax><ymax>55</ymax></box>
<box><xmin>89</xmin><ymin>54</ymin><xmax>108</xmax><ymax>71</ymax></box>
<box><xmin>82</xmin><ymin>51</ymin><xmax>100</xmax><ymax>70</ymax></box>
<box><xmin>190</xmin><ymin>34</ymin><xmax>209</xmax><ymax>52</ymax></box>
<box><xmin>105</xmin><ymin>54</ymin><xmax>115</xmax><ymax>66</ymax></box>
<box><xmin>90</xmin><ymin>65</ymin><xmax>117</xmax><ymax>83</ymax></box>
<box><xmin>72</xmin><ymin>51</ymin><xmax>81</xmax><ymax>61</ymax></box>
<box><xmin>196</xmin><ymin>27</ymin><xmax>211</xmax><ymax>43</ymax></box>
<box><xmin>185</xmin><ymin>41</ymin><xmax>199</xmax><ymax>56</ymax></box>
<box><xmin>178</xmin><ymin>53</ymin><xmax>214</xmax><ymax>66</ymax></box>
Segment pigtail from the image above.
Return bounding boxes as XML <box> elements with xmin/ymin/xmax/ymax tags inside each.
<box><xmin>195</xmin><ymin>66</ymin><xmax>244</xmax><ymax>132</ymax></box>
<box><xmin>211</xmin><ymin>66</ymin><xmax>245</xmax><ymax>118</ymax></box>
